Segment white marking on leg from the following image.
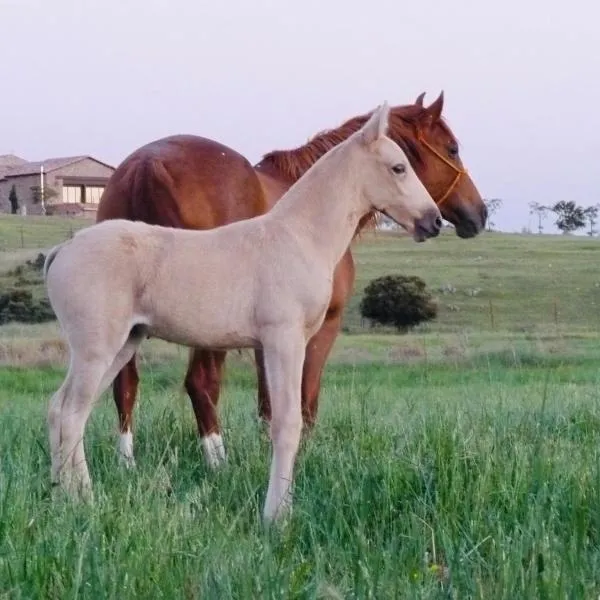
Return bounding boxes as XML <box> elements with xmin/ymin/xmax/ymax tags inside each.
<box><xmin>119</xmin><ymin>429</ymin><xmax>136</xmax><ymax>468</ymax></box>
<box><xmin>201</xmin><ymin>433</ymin><xmax>226</xmax><ymax>469</ymax></box>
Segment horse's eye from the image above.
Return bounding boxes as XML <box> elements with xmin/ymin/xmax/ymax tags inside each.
<box><xmin>391</xmin><ymin>163</ymin><xmax>406</xmax><ymax>174</ymax></box>
<box><xmin>448</xmin><ymin>144</ymin><xmax>459</xmax><ymax>159</ymax></box>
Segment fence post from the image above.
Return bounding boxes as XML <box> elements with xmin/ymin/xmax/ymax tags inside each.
<box><xmin>488</xmin><ymin>299</ymin><xmax>495</xmax><ymax>330</ymax></box>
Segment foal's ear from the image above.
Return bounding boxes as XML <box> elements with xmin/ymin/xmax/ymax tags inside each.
<box><xmin>361</xmin><ymin>102</ymin><xmax>390</xmax><ymax>145</ymax></box>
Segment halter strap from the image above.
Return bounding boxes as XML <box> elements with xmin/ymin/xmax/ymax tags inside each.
<box><xmin>417</xmin><ymin>132</ymin><xmax>467</xmax><ymax>206</ymax></box>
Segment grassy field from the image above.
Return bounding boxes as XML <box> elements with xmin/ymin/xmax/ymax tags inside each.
<box><xmin>2</xmin><ymin>213</ymin><xmax>600</xmax><ymax>334</ymax></box>
<box><xmin>2</xmin><ymin>215</ymin><xmax>600</xmax><ymax>597</ymax></box>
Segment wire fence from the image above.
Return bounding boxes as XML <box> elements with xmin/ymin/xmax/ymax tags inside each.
<box><xmin>0</xmin><ymin>215</ymin><xmax>90</xmax><ymax>253</ymax></box>
<box><xmin>1</xmin><ymin>214</ymin><xmax>600</xmax><ymax>336</ymax></box>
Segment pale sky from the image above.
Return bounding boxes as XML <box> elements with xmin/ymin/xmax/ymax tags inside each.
<box><xmin>1</xmin><ymin>0</ymin><xmax>598</xmax><ymax>233</ymax></box>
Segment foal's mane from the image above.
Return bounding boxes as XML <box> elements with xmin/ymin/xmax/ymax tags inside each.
<box><xmin>257</xmin><ymin>103</ymin><xmax>455</xmax><ymax>235</ymax></box>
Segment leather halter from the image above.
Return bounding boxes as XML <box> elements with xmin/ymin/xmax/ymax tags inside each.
<box><xmin>417</xmin><ymin>132</ymin><xmax>467</xmax><ymax>206</ymax></box>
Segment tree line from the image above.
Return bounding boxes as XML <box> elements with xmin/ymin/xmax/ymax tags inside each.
<box><xmin>485</xmin><ymin>198</ymin><xmax>600</xmax><ymax>236</ymax></box>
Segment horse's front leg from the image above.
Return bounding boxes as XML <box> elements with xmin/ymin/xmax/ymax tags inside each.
<box><xmin>255</xmin><ymin>347</ymin><xmax>271</xmax><ymax>424</ymax></box>
<box><xmin>301</xmin><ymin>305</ymin><xmax>344</xmax><ymax>427</ymax></box>
<box><xmin>261</xmin><ymin>328</ymin><xmax>306</xmax><ymax>524</ymax></box>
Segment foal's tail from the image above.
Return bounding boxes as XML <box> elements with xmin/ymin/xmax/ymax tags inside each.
<box><xmin>43</xmin><ymin>242</ymin><xmax>67</xmax><ymax>282</ymax></box>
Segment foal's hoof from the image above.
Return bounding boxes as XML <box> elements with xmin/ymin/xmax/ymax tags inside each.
<box><xmin>263</xmin><ymin>505</ymin><xmax>293</xmax><ymax>530</ymax></box>
<box><xmin>118</xmin><ymin>453</ymin><xmax>137</xmax><ymax>469</ymax></box>
<box><xmin>50</xmin><ymin>479</ymin><xmax>94</xmax><ymax>505</ymax></box>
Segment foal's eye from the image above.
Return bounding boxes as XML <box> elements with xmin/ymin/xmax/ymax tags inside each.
<box><xmin>391</xmin><ymin>164</ymin><xmax>406</xmax><ymax>175</ymax></box>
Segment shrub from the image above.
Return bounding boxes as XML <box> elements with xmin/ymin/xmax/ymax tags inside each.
<box><xmin>0</xmin><ymin>289</ymin><xmax>55</xmax><ymax>325</ymax></box>
<box><xmin>0</xmin><ymin>253</ymin><xmax>55</xmax><ymax>325</ymax></box>
<box><xmin>8</xmin><ymin>184</ymin><xmax>19</xmax><ymax>214</ymax></box>
<box><xmin>359</xmin><ymin>274</ymin><xmax>437</xmax><ymax>332</ymax></box>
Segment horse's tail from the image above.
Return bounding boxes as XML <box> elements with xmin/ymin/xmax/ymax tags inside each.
<box><xmin>43</xmin><ymin>241</ymin><xmax>66</xmax><ymax>282</ymax></box>
<box><xmin>96</xmin><ymin>152</ymin><xmax>184</xmax><ymax>228</ymax></box>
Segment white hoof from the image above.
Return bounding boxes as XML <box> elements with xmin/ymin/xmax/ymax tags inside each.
<box><xmin>201</xmin><ymin>433</ymin><xmax>227</xmax><ymax>469</ymax></box>
<box><xmin>119</xmin><ymin>431</ymin><xmax>136</xmax><ymax>468</ymax></box>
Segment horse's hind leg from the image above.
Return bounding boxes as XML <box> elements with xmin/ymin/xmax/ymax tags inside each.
<box><xmin>185</xmin><ymin>348</ymin><xmax>227</xmax><ymax>468</ymax></box>
<box><xmin>112</xmin><ymin>355</ymin><xmax>140</xmax><ymax>467</ymax></box>
<box><xmin>261</xmin><ymin>328</ymin><xmax>305</xmax><ymax>523</ymax></box>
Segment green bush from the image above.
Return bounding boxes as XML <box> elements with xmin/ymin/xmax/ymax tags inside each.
<box><xmin>0</xmin><ymin>288</ymin><xmax>55</xmax><ymax>325</ymax></box>
<box><xmin>359</xmin><ymin>274</ymin><xmax>437</xmax><ymax>332</ymax></box>
<box><xmin>0</xmin><ymin>253</ymin><xmax>55</xmax><ymax>325</ymax></box>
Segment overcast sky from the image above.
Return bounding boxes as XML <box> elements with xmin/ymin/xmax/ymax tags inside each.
<box><xmin>1</xmin><ymin>0</ymin><xmax>598</xmax><ymax>233</ymax></box>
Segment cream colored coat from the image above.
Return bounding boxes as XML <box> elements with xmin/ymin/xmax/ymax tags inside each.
<box><xmin>44</xmin><ymin>103</ymin><xmax>442</xmax><ymax>523</ymax></box>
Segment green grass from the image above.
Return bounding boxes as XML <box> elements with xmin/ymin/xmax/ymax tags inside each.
<box><xmin>0</xmin><ymin>214</ymin><xmax>89</xmax><ymax>252</ymax></box>
<box><xmin>2</xmin><ymin>357</ymin><xmax>600</xmax><ymax>598</ymax></box>
<box><xmin>2</xmin><ymin>216</ymin><xmax>600</xmax><ymax>597</ymax></box>
<box><xmin>2</xmin><ymin>214</ymin><xmax>600</xmax><ymax>334</ymax></box>
<box><xmin>349</xmin><ymin>228</ymin><xmax>600</xmax><ymax>333</ymax></box>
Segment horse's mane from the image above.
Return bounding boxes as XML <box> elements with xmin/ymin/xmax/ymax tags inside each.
<box><xmin>257</xmin><ymin>103</ymin><xmax>455</xmax><ymax>235</ymax></box>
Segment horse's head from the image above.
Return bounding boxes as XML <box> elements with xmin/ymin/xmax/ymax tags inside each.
<box><xmin>390</xmin><ymin>92</ymin><xmax>487</xmax><ymax>238</ymax></box>
<box><xmin>353</xmin><ymin>103</ymin><xmax>442</xmax><ymax>242</ymax></box>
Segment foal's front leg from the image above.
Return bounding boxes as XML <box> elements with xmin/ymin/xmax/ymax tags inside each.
<box><xmin>261</xmin><ymin>329</ymin><xmax>306</xmax><ymax>523</ymax></box>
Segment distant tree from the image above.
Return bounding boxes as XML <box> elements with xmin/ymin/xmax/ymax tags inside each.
<box><xmin>8</xmin><ymin>185</ymin><xmax>19</xmax><ymax>214</ymax></box>
<box><xmin>583</xmin><ymin>205</ymin><xmax>599</xmax><ymax>236</ymax></box>
<box><xmin>483</xmin><ymin>198</ymin><xmax>503</xmax><ymax>231</ymax></box>
<box><xmin>359</xmin><ymin>274</ymin><xmax>437</xmax><ymax>333</ymax></box>
<box><xmin>30</xmin><ymin>185</ymin><xmax>58</xmax><ymax>206</ymax></box>
<box><xmin>528</xmin><ymin>201</ymin><xmax>549</xmax><ymax>234</ymax></box>
<box><xmin>551</xmin><ymin>201</ymin><xmax>586</xmax><ymax>234</ymax></box>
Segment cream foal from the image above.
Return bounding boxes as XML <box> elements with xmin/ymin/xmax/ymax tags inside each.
<box><xmin>44</xmin><ymin>103</ymin><xmax>442</xmax><ymax>523</ymax></box>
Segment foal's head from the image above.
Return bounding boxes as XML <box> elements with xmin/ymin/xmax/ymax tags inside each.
<box><xmin>353</xmin><ymin>103</ymin><xmax>442</xmax><ymax>242</ymax></box>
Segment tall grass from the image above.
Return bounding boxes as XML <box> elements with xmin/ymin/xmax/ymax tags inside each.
<box><xmin>2</xmin><ymin>359</ymin><xmax>600</xmax><ymax>598</ymax></box>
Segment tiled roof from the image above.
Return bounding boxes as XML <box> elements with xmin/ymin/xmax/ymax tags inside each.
<box><xmin>0</xmin><ymin>154</ymin><xmax>27</xmax><ymax>167</ymax></box>
<box><xmin>0</xmin><ymin>154</ymin><xmax>28</xmax><ymax>179</ymax></box>
<box><xmin>4</xmin><ymin>156</ymin><xmax>88</xmax><ymax>177</ymax></box>
<box><xmin>0</xmin><ymin>155</ymin><xmax>115</xmax><ymax>180</ymax></box>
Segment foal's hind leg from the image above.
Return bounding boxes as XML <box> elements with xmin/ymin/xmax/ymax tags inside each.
<box><xmin>49</xmin><ymin>357</ymin><xmax>111</xmax><ymax>499</ymax></box>
<box><xmin>185</xmin><ymin>348</ymin><xmax>227</xmax><ymax>468</ymax></box>
<box><xmin>50</xmin><ymin>335</ymin><xmax>144</xmax><ymax>498</ymax></box>
<box><xmin>112</xmin><ymin>355</ymin><xmax>140</xmax><ymax>467</ymax></box>
<box><xmin>261</xmin><ymin>328</ymin><xmax>305</xmax><ymax>523</ymax></box>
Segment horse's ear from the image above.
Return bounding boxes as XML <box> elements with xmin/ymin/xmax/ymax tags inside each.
<box><xmin>415</xmin><ymin>92</ymin><xmax>426</xmax><ymax>107</ymax></box>
<box><xmin>361</xmin><ymin>102</ymin><xmax>390</xmax><ymax>145</ymax></box>
<box><xmin>422</xmin><ymin>91</ymin><xmax>444</xmax><ymax>126</ymax></box>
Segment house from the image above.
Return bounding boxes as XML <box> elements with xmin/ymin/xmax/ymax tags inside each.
<box><xmin>0</xmin><ymin>154</ymin><xmax>115</xmax><ymax>216</ymax></box>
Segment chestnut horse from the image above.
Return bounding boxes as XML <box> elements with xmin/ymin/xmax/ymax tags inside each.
<box><xmin>96</xmin><ymin>91</ymin><xmax>487</xmax><ymax>467</ymax></box>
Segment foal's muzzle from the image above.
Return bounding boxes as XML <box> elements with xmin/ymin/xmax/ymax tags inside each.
<box><xmin>413</xmin><ymin>209</ymin><xmax>443</xmax><ymax>242</ymax></box>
